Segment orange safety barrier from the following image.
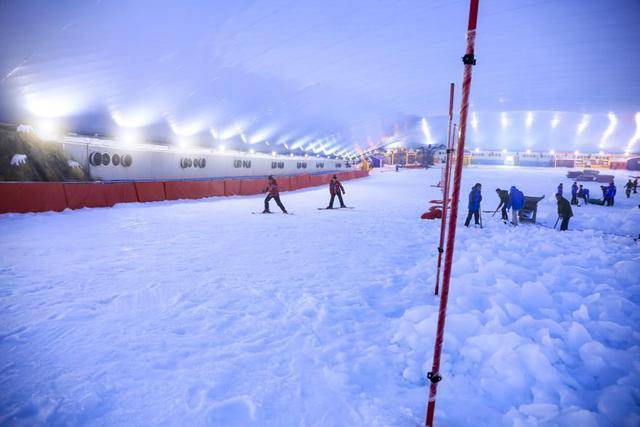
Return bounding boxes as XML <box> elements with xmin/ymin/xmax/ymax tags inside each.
<box><xmin>103</xmin><ymin>183</ymin><xmax>138</xmax><ymax>206</ymax></box>
<box><xmin>239</xmin><ymin>178</ymin><xmax>268</xmax><ymax>196</ymax></box>
<box><xmin>224</xmin><ymin>179</ymin><xmax>241</xmax><ymax>196</ymax></box>
<box><xmin>64</xmin><ymin>183</ymin><xmax>108</xmax><ymax>209</ymax></box>
<box><xmin>307</xmin><ymin>175</ymin><xmax>324</xmax><ymax>187</ymax></box>
<box><xmin>164</xmin><ymin>181</ymin><xmax>211</xmax><ymax>200</ymax></box>
<box><xmin>135</xmin><ymin>182</ymin><xmax>166</xmax><ymax>202</ymax></box>
<box><xmin>208</xmin><ymin>180</ymin><xmax>225</xmax><ymax>197</ymax></box>
<box><xmin>278</xmin><ymin>176</ymin><xmax>292</xmax><ymax>192</ymax></box>
<box><xmin>0</xmin><ymin>182</ymin><xmax>67</xmax><ymax>214</ymax></box>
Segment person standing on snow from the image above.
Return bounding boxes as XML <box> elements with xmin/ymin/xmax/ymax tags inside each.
<box><xmin>507</xmin><ymin>185</ymin><xmax>525</xmax><ymax>226</ymax></box>
<box><xmin>495</xmin><ymin>188</ymin><xmax>510</xmax><ymax>222</ymax></box>
<box><xmin>556</xmin><ymin>193</ymin><xmax>573</xmax><ymax>231</ymax></box>
<box><xmin>571</xmin><ymin>182</ymin><xmax>579</xmax><ymax>205</ymax></box>
<box><xmin>625</xmin><ymin>179</ymin><xmax>634</xmax><ymax>198</ymax></box>
<box><xmin>263</xmin><ymin>175</ymin><xmax>288</xmax><ymax>214</ymax></box>
<box><xmin>605</xmin><ymin>182</ymin><xmax>617</xmax><ymax>206</ymax></box>
<box><xmin>557</xmin><ymin>183</ymin><xmax>563</xmax><ymax>197</ymax></box>
<box><xmin>578</xmin><ymin>184</ymin><xmax>589</xmax><ymax>205</ymax></box>
<box><xmin>633</xmin><ymin>177</ymin><xmax>638</xmax><ymax>194</ymax></box>
<box><xmin>327</xmin><ymin>175</ymin><xmax>347</xmax><ymax>209</ymax></box>
<box><xmin>464</xmin><ymin>183</ymin><xmax>482</xmax><ymax>227</ymax></box>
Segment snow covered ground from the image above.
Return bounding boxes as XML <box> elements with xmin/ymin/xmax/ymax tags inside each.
<box><xmin>0</xmin><ymin>166</ymin><xmax>639</xmax><ymax>426</ymax></box>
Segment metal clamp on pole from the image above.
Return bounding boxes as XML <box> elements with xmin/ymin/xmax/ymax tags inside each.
<box><xmin>462</xmin><ymin>54</ymin><xmax>476</xmax><ymax>65</ymax></box>
<box><xmin>427</xmin><ymin>371</ymin><xmax>442</xmax><ymax>384</ymax></box>
<box><xmin>437</xmin><ymin>246</ymin><xmax>444</xmax><ymax>253</ymax></box>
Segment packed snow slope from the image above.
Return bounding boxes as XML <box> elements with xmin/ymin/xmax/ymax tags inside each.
<box><xmin>0</xmin><ymin>166</ymin><xmax>639</xmax><ymax>426</ymax></box>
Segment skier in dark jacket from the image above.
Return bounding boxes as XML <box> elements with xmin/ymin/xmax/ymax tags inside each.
<box><xmin>495</xmin><ymin>188</ymin><xmax>510</xmax><ymax>222</ymax></box>
<box><xmin>605</xmin><ymin>182</ymin><xmax>617</xmax><ymax>206</ymax></box>
<box><xmin>557</xmin><ymin>183</ymin><xmax>563</xmax><ymax>197</ymax></box>
<box><xmin>263</xmin><ymin>175</ymin><xmax>288</xmax><ymax>213</ymax></box>
<box><xmin>507</xmin><ymin>185</ymin><xmax>525</xmax><ymax>226</ymax></box>
<box><xmin>464</xmin><ymin>183</ymin><xmax>482</xmax><ymax>227</ymax></box>
<box><xmin>556</xmin><ymin>193</ymin><xmax>573</xmax><ymax>231</ymax></box>
<box><xmin>571</xmin><ymin>182</ymin><xmax>579</xmax><ymax>205</ymax></box>
<box><xmin>625</xmin><ymin>180</ymin><xmax>634</xmax><ymax>198</ymax></box>
<box><xmin>327</xmin><ymin>175</ymin><xmax>346</xmax><ymax>209</ymax></box>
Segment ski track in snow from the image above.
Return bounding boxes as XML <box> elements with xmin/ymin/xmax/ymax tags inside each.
<box><xmin>0</xmin><ymin>166</ymin><xmax>638</xmax><ymax>426</ymax></box>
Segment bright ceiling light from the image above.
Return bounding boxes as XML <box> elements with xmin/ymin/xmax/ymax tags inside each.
<box><xmin>121</xmin><ymin>131</ymin><xmax>139</xmax><ymax>146</ymax></box>
<box><xmin>169</xmin><ymin>120</ymin><xmax>204</xmax><ymax>137</ymax></box>
<box><xmin>502</xmin><ymin>148</ymin><xmax>507</xmax><ymax>153</ymax></box>
<box><xmin>626</xmin><ymin>112</ymin><xmax>640</xmax><ymax>153</ymax></box>
<box><xmin>210</xmin><ymin>128</ymin><xmax>219</xmax><ymax>139</ymax></box>
<box><xmin>549</xmin><ymin>149</ymin><xmax>556</xmax><ymax>155</ymax></box>
<box><xmin>500</xmin><ymin>112</ymin><xmax>509</xmax><ymax>131</ymax></box>
<box><xmin>474</xmin><ymin>147</ymin><xmax>480</xmax><ymax>153</ymax></box>
<box><xmin>526</xmin><ymin>149</ymin><xmax>532</xmax><ymax>154</ymax></box>
<box><xmin>289</xmin><ymin>153</ymin><xmax>294</xmax><ymax>157</ymax></box>
<box><xmin>111</xmin><ymin>109</ymin><xmax>155</xmax><ymax>128</ymax></box>
<box><xmin>550</xmin><ymin>112</ymin><xmax>560</xmax><ymax>129</ymax></box>
<box><xmin>574</xmin><ymin>150</ymin><xmax>579</xmax><ymax>155</ymax></box>
<box><xmin>271</xmin><ymin>151</ymin><xmax>276</xmax><ymax>157</ymax></box>
<box><xmin>600</xmin><ymin>112</ymin><xmax>617</xmax><ymax>148</ymax></box>
<box><xmin>219</xmin><ymin>145</ymin><xmax>226</xmax><ymax>151</ymax></box>
<box><xmin>525</xmin><ymin>112</ymin><xmax>534</xmax><ymax>129</ymax></box>
<box><xmin>576</xmin><ymin>114</ymin><xmax>590</xmax><ymax>136</ymax></box>
<box><xmin>25</xmin><ymin>92</ymin><xmax>84</xmax><ymax>118</ymax></box>
<box><xmin>249</xmin><ymin>148</ymin><xmax>255</xmax><ymax>154</ymax></box>
<box><xmin>421</xmin><ymin>118</ymin><xmax>435</xmax><ymax>144</ymax></box>
<box><xmin>471</xmin><ymin>112</ymin><xmax>479</xmax><ymax>131</ymax></box>
<box><xmin>35</xmin><ymin>120</ymin><xmax>61</xmax><ymax>141</ymax></box>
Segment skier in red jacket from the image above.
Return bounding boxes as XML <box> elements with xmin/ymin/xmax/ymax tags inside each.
<box><xmin>263</xmin><ymin>175</ymin><xmax>288</xmax><ymax>213</ymax></box>
<box><xmin>327</xmin><ymin>175</ymin><xmax>347</xmax><ymax>209</ymax></box>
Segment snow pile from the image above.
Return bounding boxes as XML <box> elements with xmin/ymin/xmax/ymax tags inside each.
<box><xmin>10</xmin><ymin>153</ymin><xmax>27</xmax><ymax>166</ymax></box>
<box><xmin>0</xmin><ymin>166</ymin><xmax>638</xmax><ymax>426</ymax></box>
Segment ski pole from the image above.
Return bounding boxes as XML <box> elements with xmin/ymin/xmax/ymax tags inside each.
<box><xmin>554</xmin><ymin>216</ymin><xmax>560</xmax><ymax>229</ymax></box>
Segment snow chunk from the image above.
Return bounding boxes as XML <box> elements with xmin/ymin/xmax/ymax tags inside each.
<box><xmin>10</xmin><ymin>154</ymin><xmax>27</xmax><ymax>166</ymax></box>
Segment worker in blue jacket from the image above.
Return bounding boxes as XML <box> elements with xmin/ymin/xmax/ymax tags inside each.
<box><xmin>571</xmin><ymin>182</ymin><xmax>579</xmax><ymax>205</ymax></box>
<box><xmin>464</xmin><ymin>183</ymin><xmax>482</xmax><ymax>227</ymax></box>
<box><xmin>605</xmin><ymin>182</ymin><xmax>617</xmax><ymax>206</ymax></box>
<box><xmin>507</xmin><ymin>185</ymin><xmax>525</xmax><ymax>226</ymax></box>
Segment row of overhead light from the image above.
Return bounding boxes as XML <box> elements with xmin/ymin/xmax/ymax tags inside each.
<box><xmin>469</xmin><ymin>111</ymin><xmax>640</xmax><ymax>152</ymax></box>
<box><xmin>469</xmin><ymin>147</ymin><xmax>631</xmax><ymax>157</ymax></box>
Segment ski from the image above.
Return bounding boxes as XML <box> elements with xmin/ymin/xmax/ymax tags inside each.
<box><xmin>252</xmin><ymin>212</ymin><xmax>293</xmax><ymax>215</ymax></box>
<box><xmin>317</xmin><ymin>207</ymin><xmax>355</xmax><ymax>210</ymax></box>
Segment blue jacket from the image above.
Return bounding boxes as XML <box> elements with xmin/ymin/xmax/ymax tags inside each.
<box><xmin>468</xmin><ymin>188</ymin><xmax>482</xmax><ymax>212</ymax></box>
<box><xmin>583</xmin><ymin>188</ymin><xmax>590</xmax><ymax>198</ymax></box>
<box><xmin>607</xmin><ymin>185</ymin><xmax>616</xmax><ymax>198</ymax></box>
<box><xmin>571</xmin><ymin>184</ymin><xmax>578</xmax><ymax>196</ymax></box>
<box><xmin>557</xmin><ymin>184</ymin><xmax>563</xmax><ymax>196</ymax></box>
<box><xmin>507</xmin><ymin>186</ymin><xmax>525</xmax><ymax>210</ymax></box>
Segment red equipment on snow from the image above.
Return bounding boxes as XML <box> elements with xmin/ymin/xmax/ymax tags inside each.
<box><xmin>424</xmin><ymin>0</ymin><xmax>480</xmax><ymax>426</ymax></box>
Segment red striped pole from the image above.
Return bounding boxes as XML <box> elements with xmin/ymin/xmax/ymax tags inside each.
<box><xmin>425</xmin><ymin>0</ymin><xmax>479</xmax><ymax>425</ymax></box>
<box><xmin>434</xmin><ymin>83</ymin><xmax>455</xmax><ymax>295</ymax></box>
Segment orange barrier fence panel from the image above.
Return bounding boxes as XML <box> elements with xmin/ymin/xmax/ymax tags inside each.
<box><xmin>208</xmin><ymin>180</ymin><xmax>225</xmax><ymax>197</ymax></box>
<box><xmin>103</xmin><ymin>183</ymin><xmax>138</xmax><ymax>206</ymax></box>
<box><xmin>164</xmin><ymin>181</ymin><xmax>211</xmax><ymax>200</ymax></box>
<box><xmin>278</xmin><ymin>176</ymin><xmax>292</xmax><ymax>192</ymax></box>
<box><xmin>0</xmin><ymin>182</ymin><xmax>67</xmax><ymax>214</ymax></box>
<box><xmin>224</xmin><ymin>179</ymin><xmax>241</xmax><ymax>196</ymax></box>
<box><xmin>64</xmin><ymin>183</ymin><xmax>108</xmax><ymax>209</ymax></box>
<box><xmin>135</xmin><ymin>182</ymin><xmax>166</xmax><ymax>202</ymax></box>
<box><xmin>239</xmin><ymin>178</ymin><xmax>268</xmax><ymax>196</ymax></box>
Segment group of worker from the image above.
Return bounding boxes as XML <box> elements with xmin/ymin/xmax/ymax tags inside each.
<box><xmin>464</xmin><ymin>184</ymin><xmax>526</xmax><ymax>228</ymax></box>
<box><xmin>261</xmin><ymin>174</ymin><xmax>347</xmax><ymax>213</ymax></box>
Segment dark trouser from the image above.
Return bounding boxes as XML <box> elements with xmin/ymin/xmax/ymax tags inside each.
<box><xmin>328</xmin><ymin>192</ymin><xmax>345</xmax><ymax>208</ymax></box>
<box><xmin>560</xmin><ymin>216</ymin><xmax>570</xmax><ymax>231</ymax></box>
<box><xmin>264</xmin><ymin>194</ymin><xmax>286</xmax><ymax>212</ymax></box>
<box><xmin>571</xmin><ymin>195</ymin><xmax>578</xmax><ymax>205</ymax></box>
<box><xmin>605</xmin><ymin>197</ymin><xmax>614</xmax><ymax>206</ymax></box>
<box><xmin>465</xmin><ymin>210</ymin><xmax>479</xmax><ymax>227</ymax></box>
<box><xmin>501</xmin><ymin>206</ymin><xmax>508</xmax><ymax>221</ymax></box>
<box><xmin>581</xmin><ymin>195</ymin><xmax>588</xmax><ymax>205</ymax></box>
<box><xmin>626</xmin><ymin>190</ymin><xmax>631</xmax><ymax>198</ymax></box>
